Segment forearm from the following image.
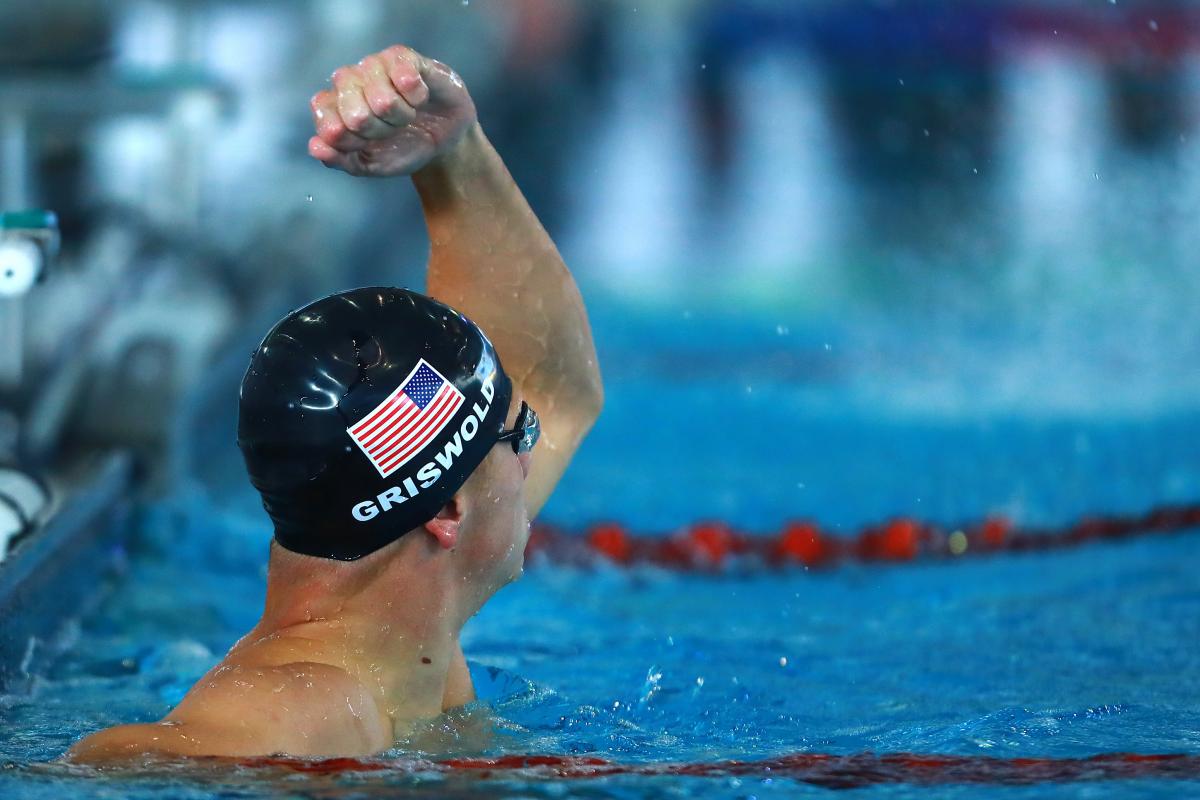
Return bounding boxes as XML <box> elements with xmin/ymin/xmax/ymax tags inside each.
<box><xmin>412</xmin><ymin>124</ymin><xmax>603</xmax><ymax>420</ymax></box>
<box><xmin>307</xmin><ymin>43</ymin><xmax>602</xmax><ymax>514</ymax></box>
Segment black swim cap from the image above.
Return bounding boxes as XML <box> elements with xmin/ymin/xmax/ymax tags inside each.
<box><xmin>238</xmin><ymin>287</ymin><xmax>513</xmax><ymax>560</ymax></box>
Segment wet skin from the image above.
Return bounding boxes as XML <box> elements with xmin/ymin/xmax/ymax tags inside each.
<box><xmin>65</xmin><ymin>43</ymin><xmax>601</xmax><ymax>763</ymax></box>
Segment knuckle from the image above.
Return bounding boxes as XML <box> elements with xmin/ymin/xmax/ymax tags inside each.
<box><xmin>320</xmin><ymin>117</ymin><xmax>346</xmax><ymax>139</ymax></box>
<box><xmin>342</xmin><ymin>110</ymin><xmax>369</xmax><ymax>132</ymax></box>
<box><xmin>367</xmin><ymin>93</ymin><xmax>396</xmax><ymax>116</ymax></box>
<box><xmin>391</xmin><ymin>67</ymin><xmax>421</xmax><ymax>93</ymax></box>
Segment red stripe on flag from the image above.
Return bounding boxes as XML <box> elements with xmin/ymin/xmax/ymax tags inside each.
<box><xmin>378</xmin><ymin>392</ymin><xmax>463</xmax><ymax>473</ymax></box>
<box><xmin>373</xmin><ymin>388</ymin><xmax>460</xmax><ymax>469</ymax></box>
<box><xmin>353</xmin><ymin>394</ymin><xmax>412</xmax><ymax>441</ymax></box>
<box><xmin>349</xmin><ymin>361</ymin><xmax>429</xmax><ymax>436</ymax></box>
<box><xmin>362</xmin><ymin>401</ymin><xmax>422</xmax><ymax>453</ymax></box>
<box><xmin>349</xmin><ymin>400</ymin><xmax>390</xmax><ymax>435</ymax></box>
<box><xmin>349</xmin><ymin>389</ymin><xmax>403</xmax><ymax>436</ymax></box>
<box><xmin>370</xmin><ymin>384</ymin><xmax>457</xmax><ymax>460</ymax></box>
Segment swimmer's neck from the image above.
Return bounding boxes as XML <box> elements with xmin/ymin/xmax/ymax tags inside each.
<box><xmin>245</xmin><ymin>540</ymin><xmax>470</xmax><ymax>724</ymax></box>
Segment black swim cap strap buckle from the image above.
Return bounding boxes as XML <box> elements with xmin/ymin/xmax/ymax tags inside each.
<box><xmin>496</xmin><ymin>401</ymin><xmax>540</xmax><ymax>454</ymax></box>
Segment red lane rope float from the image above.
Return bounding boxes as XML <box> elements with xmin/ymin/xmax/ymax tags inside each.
<box><xmin>524</xmin><ymin>503</ymin><xmax>1200</xmax><ymax>570</ymax></box>
<box><xmin>245</xmin><ymin>751</ymin><xmax>1200</xmax><ymax>787</ymax></box>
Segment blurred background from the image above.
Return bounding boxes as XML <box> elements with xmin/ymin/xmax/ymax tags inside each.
<box><xmin>1</xmin><ymin>0</ymin><xmax>1198</xmax><ymax>544</ymax></box>
<box><xmin>1</xmin><ymin>0</ymin><xmax>1200</xmax><ymax>777</ymax></box>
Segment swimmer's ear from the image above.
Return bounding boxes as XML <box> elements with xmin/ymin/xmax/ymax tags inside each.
<box><xmin>422</xmin><ymin>497</ymin><xmax>463</xmax><ymax>550</ymax></box>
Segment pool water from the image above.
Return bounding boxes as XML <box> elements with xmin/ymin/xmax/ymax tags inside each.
<box><xmin>2</xmin><ymin>290</ymin><xmax>1199</xmax><ymax>798</ymax></box>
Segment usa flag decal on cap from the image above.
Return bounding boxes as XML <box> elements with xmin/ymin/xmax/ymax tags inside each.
<box><xmin>347</xmin><ymin>359</ymin><xmax>465</xmax><ymax>478</ymax></box>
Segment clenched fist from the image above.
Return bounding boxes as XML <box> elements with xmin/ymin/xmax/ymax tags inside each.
<box><xmin>308</xmin><ymin>45</ymin><xmax>477</xmax><ymax>177</ymax></box>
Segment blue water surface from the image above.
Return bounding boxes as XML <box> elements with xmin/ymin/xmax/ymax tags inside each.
<box><xmin>1</xmin><ymin>289</ymin><xmax>1198</xmax><ymax>798</ymax></box>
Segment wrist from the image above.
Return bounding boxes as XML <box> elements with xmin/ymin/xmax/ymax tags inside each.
<box><xmin>414</xmin><ymin>122</ymin><xmax>487</xmax><ymax>186</ymax></box>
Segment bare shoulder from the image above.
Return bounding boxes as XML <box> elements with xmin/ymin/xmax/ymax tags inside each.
<box><xmin>66</xmin><ymin>660</ymin><xmax>391</xmax><ymax>763</ymax></box>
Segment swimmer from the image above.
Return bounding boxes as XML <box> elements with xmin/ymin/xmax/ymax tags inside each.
<box><xmin>66</xmin><ymin>44</ymin><xmax>602</xmax><ymax>761</ymax></box>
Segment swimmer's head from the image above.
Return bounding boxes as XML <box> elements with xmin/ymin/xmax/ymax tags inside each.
<box><xmin>238</xmin><ymin>287</ymin><xmax>528</xmax><ymax>567</ymax></box>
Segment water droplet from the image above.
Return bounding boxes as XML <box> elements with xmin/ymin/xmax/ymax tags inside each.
<box><xmin>779</xmin><ymin>657</ymin><xmax>788</xmax><ymax>667</ymax></box>
<box><xmin>305</xmin><ymin>194</ymin><xmax>313</xmax><ymax>202</ymax></box>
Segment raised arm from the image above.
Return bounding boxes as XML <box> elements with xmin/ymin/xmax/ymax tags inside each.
<box><xmin>308</xmin><ymin>45</ymin><xmax>602</xmax><ymax>517</ymax></box>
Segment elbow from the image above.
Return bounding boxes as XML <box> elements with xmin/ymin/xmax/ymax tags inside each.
<box><xmin>580</xmin><ymin>372</ymin><xmax>604</xmax><ymax>427</ymax></box>
<box><xmin>561</xmin><ymin>380</ymin><xmax>603</xmax><ymax>439</ymax></box>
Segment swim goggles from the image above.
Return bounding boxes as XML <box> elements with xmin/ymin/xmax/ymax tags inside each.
<box><xmin>496</xmin><ymin>401</ymin><xmax>540</xmax><ymax>454</ymax></box>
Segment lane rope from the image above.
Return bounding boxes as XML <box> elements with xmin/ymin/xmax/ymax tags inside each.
<box><xmin>247</xmin><ymin>751</ymin><xmax>1200</xmax><ymax>787</ymax></box>
<box><xmin>526</xmin><ymin>503</ymin><xmax>1200</xmax><ymax>570</ymax></box>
